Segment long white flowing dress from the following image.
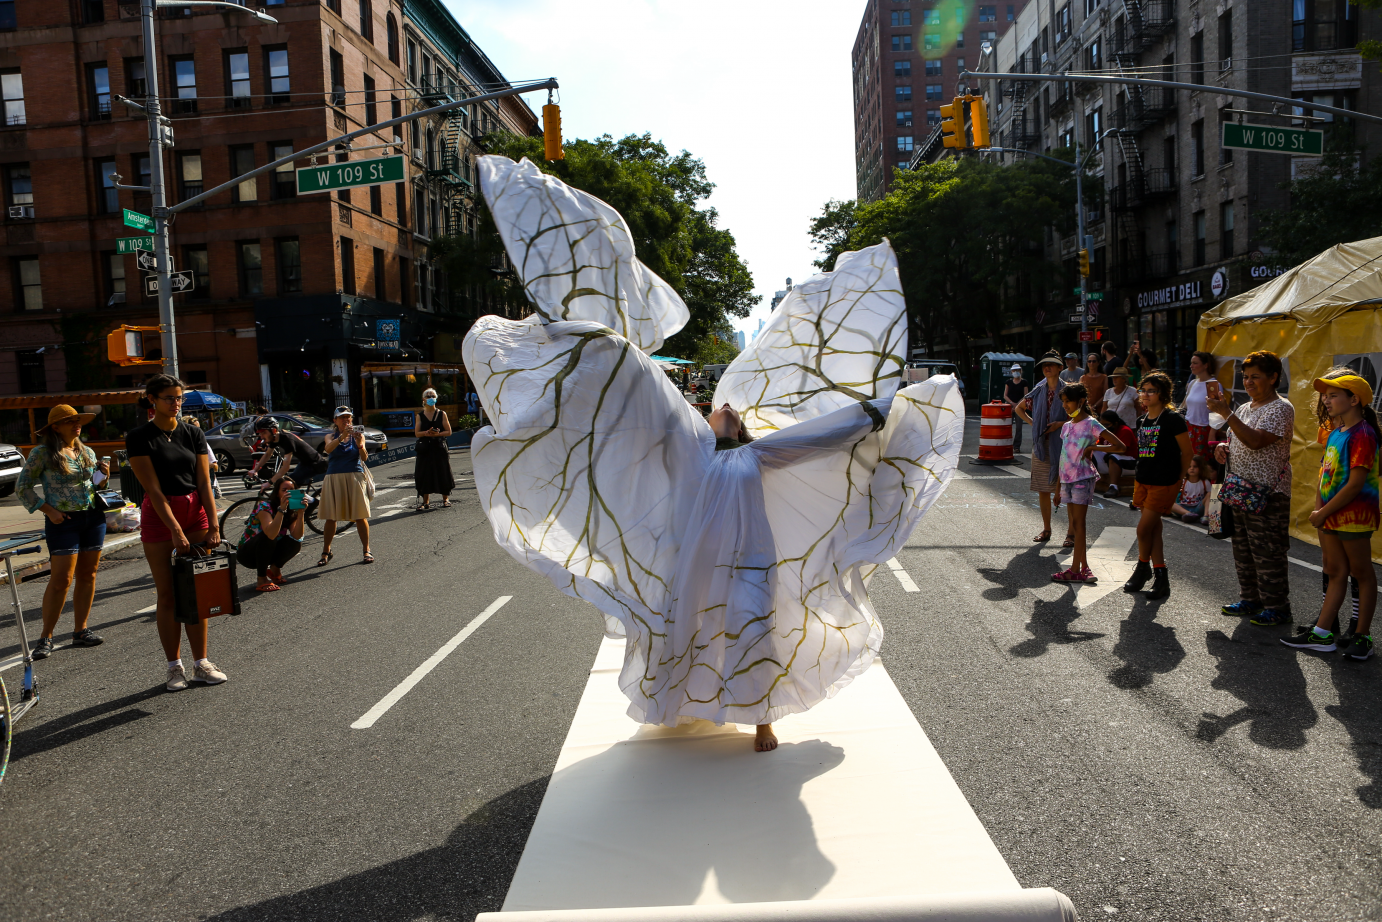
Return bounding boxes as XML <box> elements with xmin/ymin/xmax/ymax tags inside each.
<box><xmin>464</xmin><ymin>156</ymin><xmax>964</xmax><ymax>727</ymax></box>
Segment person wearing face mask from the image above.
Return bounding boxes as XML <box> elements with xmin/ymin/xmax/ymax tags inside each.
<box><xmin>1003</xmin><ymin>363</ymin><xmax>1028</xmax><ymax>452</ymax></box>
<box><xmin>413</xmin><ymin>387</ymin><xmax>455</xmax><ymax>509</ymax></box>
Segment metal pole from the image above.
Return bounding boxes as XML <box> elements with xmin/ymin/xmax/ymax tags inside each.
<box><xmin>140</xmin><ymin>0</ymin><xmax>177</xmax><ymax>377</ymax></box>
<box><xmin>1074</xmin><ymin>134</ymin><xmax>1087</xmax><ymax>357</ymax></box>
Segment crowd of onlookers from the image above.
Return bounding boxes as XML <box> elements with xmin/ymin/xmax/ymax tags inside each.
<box><xmin>1004</xmin><ymin>343</ymin><xmax>1377</xmax><ymax>662</ymax></box>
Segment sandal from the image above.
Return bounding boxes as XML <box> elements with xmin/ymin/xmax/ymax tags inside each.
<box><xmin>418</xmin><ymin>502</ymin><xmax>431</xmax><ymax>511</ymax></box>
<box><xmin>267</xmin><ymin>566</ymin><xmax>285</xmax><ymax>585</ymax></box>
<box><xmin>1033</xmin><ymin>529</ymin><xmax>1052</xmax><ymax>542</ymax></box>
<box><xmin>362</xmin><ymin>553</ymin><xmax>375</xmax><ymax>564</ymax></box>
<box><xmin>317</xmin><ymin>551</ymin><xmax>333</xmax><ymax>567</ymax></box>
<box><xmin>255</xmin><ymin>579</ymin><xmax>281</xmax><ymax>592</ymax></box>
<box><xmin>442</xmin><ymin>500</ymin><xmax>452</xmax><ymax>508</ymax></box>
<box><xmin>1062</xmin><ymin>534</ymin><xmax>1076</xmax><ymax>549</ymax></box>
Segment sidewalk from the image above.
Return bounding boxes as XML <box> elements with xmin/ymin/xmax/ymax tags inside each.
<box><xmin>0</xmin><ymin>493</ymin><xmax>143</xmax><ymax>585</ymax></box>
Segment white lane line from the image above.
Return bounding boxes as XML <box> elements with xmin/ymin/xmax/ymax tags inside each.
<box><xmin>1289</xmin><ymin>557</ymin><xmax>1324</xmax><ymax>573</ymax></box>
<box><xmin>886</xmin><ymin>558</ymin><xmax>920</xmax><ymax>593</ymax></box>
<box><xmin>351</xmin><ymin>595</ymin><xmax>512</xmax><ymax>729</ymax></box>
<box><xmin>136</xmin><ymin>604</ymin><xmax>156</xmax><ymax>614</ymax></box>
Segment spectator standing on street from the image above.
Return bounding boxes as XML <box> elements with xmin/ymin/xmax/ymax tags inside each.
<box><xmin>236</xmin><ymin>477</ymin><xmax>305</xmax><ymax>592</ymax></box>
<box><xmin>318</xmin><ymin>406</ymin><xmax>373</xmax><ymax>566</ymax></box>
<box><xmin>183</xmin><ymin>415</ymin><xmax>222</xmax><ymax>498</ymax></box>
<box><xmin>1003</xmin><ymin>364</ymin><xmax>1028</xmax><ymax>453</ymax></box>
<box><xmin>17</xmin><ymin>405</ymin><xmax>111</xmax><ymax>658</ymax></box>
<box><xmin>1094</xmin><ymin>410</ymin><xmax>1137</xmax><ymax>496</ymax></box>
<box><xmin>1206</xmin><ymin>350</ymin><xmax>1296</xmax><ymax>626</ymax></box>
<box><xmin>1080</xmin><ymin>352</ymin><xmax>1108</xmax><ymax>410</ymax></box>
<box><xmin>1101</xmin><ymin>341</ymin><xmax>1123</xmax><ymax>377</ymax></box>
<box><xmin>1052</xmin><ymin>384</ymin><xmax>1126</xmax><ymax>583</ymax></box>
<box><xmin>125</xmin><ymin>374</ymin><xmax>227</xmax><ymax>692</ymax></box>
<box><xmin>414</xmin><ymin>387</ymin><xmax>454</xmax><ymax>509</ymax></box>
<box><xmin>1122</xmin><ymin>371</ymin><xmax>1191</xmax><ymax>601</ymax></box>
<box><xmin>1059</xmin><ymin>353</ymin><xmax>1083</xmax><ymax>386</ymax></box>
<box><xmin>1281</xmin><ymin>372</ymin><xmax>1379</xmax><ymax>659</ymax></box>
<box><xmin>1102</xmin><ymin>367</ymin><xmax>1139</xmax><ymax>430</ymax></box>
<box><xmin>1183</xmin><ymin>351</ymin><xmax>1218</xmax><ymax>457</ymax></box>
<box><xmin>1013</xmin><ymin>352</ymin><xmax>1072</xmax><ymax>545</ymax></box>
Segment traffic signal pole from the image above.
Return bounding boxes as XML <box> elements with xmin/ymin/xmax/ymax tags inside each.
<box><xmin>1074</xmin><ymin>134</ymin><xmax>1087</xmax><ymax>353</ymax></box>
<box><xmin>139</xmin><ymin>0</ymin><xmax>178</xmax><ymax>376</ymax></box>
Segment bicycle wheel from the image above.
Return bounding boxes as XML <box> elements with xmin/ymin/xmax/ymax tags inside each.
<box><xmin>219</xmin><ymin>496</ymin><xmax>259</xmax><ymax>536</ymax></box>
<box><xmin>305</xmin><ymin>503</ymin><xmax>353</xmax><ymax>535</ymax></box>
<box><xmin>0</xmin><ymin>673</ymin><xmax>11</xmax><ymax>786</ymax></box>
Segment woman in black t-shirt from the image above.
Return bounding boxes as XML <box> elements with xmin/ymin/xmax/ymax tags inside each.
<box><xmin>1123</xmin><ymin>371</ymin><xmax>1192</xmax><ymax>601</ymax></box>
<box><xmin>125</xmin><ymin>374</ymin><xmax>227</xmax><ymax>692</ymax></box>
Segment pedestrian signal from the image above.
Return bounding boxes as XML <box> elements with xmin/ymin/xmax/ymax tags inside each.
<box><xmin>968</xmin><ymin>96</ymin><xmax>991</xmax><ymax>148</ymax></box>
<box><xmin>940</xmin><ymin>98</ymin><xmax>965</xmax><ymax>149</ymax></box>
<box><xmin>106</xmin><ymin>324</ymin><xmax>161</xmax><ymax>366</ymax></box>
<box><xmin>1078</xmin><ymin>249</ymin><xmax>1091</xmax><ymax>278</ymax></box>
<box><xmin>542</xmin><ymin>104</ymin><xmax>564</xmax><ymax>161</ymax></box>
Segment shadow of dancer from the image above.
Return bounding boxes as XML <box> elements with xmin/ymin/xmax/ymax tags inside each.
<box><xmin>1198</xmin><ymin>624</ymin><xmax>1317</xmax><ymax>749</ymax></box>
<box><xmin>1107</xmin><ymin>601</ymin><xmax>1186</xmax><ymax>689</ymax></box>
<box><xmin>1327</xmin><ymin>661</ymin><xmax>1382</xmax><ymax>808</ymax></box>
<box><xmin>1010</xmin><ymin>597</ymin><xmax>1105</xmax><ymax>659</ymax></box>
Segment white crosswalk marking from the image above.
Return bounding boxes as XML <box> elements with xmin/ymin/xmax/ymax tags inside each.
<box><xmin>886</xmin><ymin>557</ymin><xmax>920</xmax><ymax>592</ymax></box>
<box><xmin>1048</xmin><ymin>525</ymin><xmax>1139</xmax><ymax>609</ymax></box>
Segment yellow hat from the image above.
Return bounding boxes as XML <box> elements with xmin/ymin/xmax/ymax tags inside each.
<box><xmin>1312</xmin><ymin>373</ymin><xmax>1374</xmax><ymax>409</ymax></box>
<box><xmin>36</xmin><ymin>404</ymin><xmax>96</xmax><ymax>434</ymax></box>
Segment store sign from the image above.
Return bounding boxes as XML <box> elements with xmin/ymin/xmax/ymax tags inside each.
<box><xmin>1248</xmin><ymin>265</ymin><xmax>1286</xmax><ymax>280</ymax></box>
<box><xmin>1210</xmin><ymin>268</ymin><xmax>1230</xmax><ymax>299</ymax></box>
<box><xmin>376</xmin><ymin>318</ymin><xmax>400</xmax><ymax>349</ymax></box>
<box><xmin>1136</xmin><ymin>281</ymin><xmax>1203</xmax><ymax>310</ymax></box>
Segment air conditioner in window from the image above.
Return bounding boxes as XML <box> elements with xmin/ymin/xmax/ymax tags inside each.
<box><xmin>107</xmin><ymin>292</ymin><xmax>126</xmax><ymax>306</ymax></box>
<box><xmin>7</xmin><ymin>205</ymin><xmax>34</xmax><ymax>219</ymax></box>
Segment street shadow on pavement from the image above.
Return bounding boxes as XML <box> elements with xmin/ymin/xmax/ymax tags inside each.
<box><xmin>1326</xmin><ymin>661</ymin><xmax>1382</xmax><ymax>808</ymax></box>
<box><xmin>1107</xmin><ymin>600</ymin><xmax>1186</xmax><ymax>689</ymax></box>
<box><xmin>1009</xmin><ymin>596</ymin><xmax>1105</xmax><ymax>658</ymax></box>
<box><xmin>1197</xmin><ymin>622</ymin><xmax>1317</xmax><ymax>751</ymax></box>
<box><xmin>9</xmin><ymin>686</ymin><xmax>163</xmax><ymax>762</ymax></box>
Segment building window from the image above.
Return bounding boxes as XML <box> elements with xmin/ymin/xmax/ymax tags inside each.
<box><xmin>956</xmin><ymin>58</ymin><xmax>965</xmax><ymax>71</ymax></box>
<box><xmin>1</xmin><ymin>71</ymin><xmax>24</xmax><ymax>125</ymax></box>
<box><xmin>16</xmin><ymin>349</ymin><xmax>46</xmax><ymax>392</ymax></box>
<box><xmin>897</xmin><ymin>136</ymin><xmax>914</xmax><ymax>152</ymax></box>
<box><xmin>231</xmin><ymin>145</ymin><xmax>257</xmax><ymax>203</ymax></box>
<box><xmin>926</xmin><ymin>84</ymin><xmax>943</xmax><ymax>101</ymax></box>
<box><xmin>358</xmin><ymin>0</ymin><xmax>372</xmax><ymax>41</ymax></box>
<box><xmin>170</xmin><ymin>56</ymin><xmax>196</xmax><ymax>113</ymax></box>
<box><xmin>1191</xmin><ymin>119</ymin><xmax>1205</xmax><ymax>176</ymax></box>
<box><xmin>6</xmin><ymin>163</ymin><xmax>31</xmax><ymax>212</ymax></box>
<box><xmin>125</xmin><ymin>58</ymin><xmax>146</xmax><ymax>97</ymax></box>
<box><xmin>1055</xmin><ymin>5</ymin><xmax>1071</xmax><ymax>39</ymax></box>
<box><xmin>369</xmin><ymin>183</ymin><xmax>382</xmax><ymax>215</ymax></box>
<box><xmin>330</xmin><ymin>50</ymin><xmax>344</xmax><ymax>105</ymax></box>
<box><xmin>324</xmin><ymin>0</ymin><xmax>339</xmax><ymax>13</ymax></box>
<box><xmin>1219</xmin><ymin>109</ymin><xmax>1234</xmax><ymax>165</ymax></box>
<box><xmin>89</xmin><ymin>63</ymin><xmax>111</xmax><ymax>119</ymax></box>
<box><xmin>335</xmin><ymin>145</ymin><xmax>351</xmax><ymax>204</ymax></box>
<box><xmin>894</xmin><ymin>61</ymin><xmax>911</xmax><ymax>77</ymax></box>
<box><xmin>386</xmin><ymin>14</ymin><xmax>399</xmax><ymax>64</ymax></box>
<box><xmin>922</xmin><ymin>9</ymin><xmax>939</xmax><ymax>24</ymax></box>
<box><xmin>271</xmin><ymin>142</ymin><xmax>296</xmax><ymax>199</ymax></box>
<box><xmin>340</xmin><ymin>237</ymin><xmax>355</xmax><ymax>294</ymax></box>
<box><xmin>1085</xmin><ymin>108</ymin><xmax>1101</xmax><ymax>145</ymax></box>
<box><xmin>1165</xmin><ymin>220</ymin><xmax>1178</xmax><ymax>272</ymax></box>
<box><xmin>238</xmin><ymin>241</ymin><xmax>263</xmax><ymax>296</ymax></box>
<box><xmin>924</xmin><ymin>60</ymin><xmax>941</xmax><ymax>76</ymax></box>
<box><xmin>896</xmin><ymin>110</ymin><xmax>913</xmax><ymax>128</ymax></box>
<box><xmin>103</xmin><ymin>251</ymin><xmax>125</xmax><ymax>301</ymax></box>
<box><xmin>1218</xmin><ymin>10</ymin><xmax>1233</xmax><ymax>70</ymax></box>
<box><xmin>373</xmin><ymin>247</ymin><xmax>385</xmax><ymax>299</ymax></box>
<box><xmin>1190</xmin><ymin>32</ymin><xmax>1205</xmax><ymax>85</ymax></box>
<box><xmin>955</xmin><ymin>32</ymin><xmax>965</xmax><ymax>48</ymax></box>
<box><xmin>265</xmin><ymin>47</ymin><xmax>289</xmax><ymax>105</ymax></box>
<box><xmin>406</xmin><ymin>38</ymin><xmax>417</xmax><ymax>85</ymax></box>
<box><xmin>1085</xmin><ymin>39</ymin><xmax>1101</xmax><ymax>70</ymax></box>
<box><xmin>891</xmin><ymin>35</ymin><xmax>913</xmax><ymax>53</ymax></box>
<box><xmin>1193</xmin><ymin>211</ymin><xmax>1207</xmax><ymax>266</ymax></box>
<box><xmin>227</xmin><ymin>51</ymin><xmax>251</xmax><ymax>109</ymax></box>
<box><xmin>275</xmin><ymin>238</ymin><xmax>301</xmax><ymax>293</ymax></box>
<box><xmin>979</xmin><ymin>5</ymin><xmax>997</xmax><ymax>22</ymax></box>
<box><xmin>395</xmin><ymin>180</ymin><xmax>406</xmax><ymax>225</ymax></box>
<box><xmin>96</xmin><ymin>159</ymin><xmax>118</xmax><ymax>213</ymax></box>
<box><xmin>927</xmin><ymin>108</ymin><xmax>941</xmax><ymax>126</ymax></box>
<box><xmin>184</xmin><ymin>246</ymin><xmax>209</xmax><ymax>298</ymax></box>
<box><xmin>890</xmin><ymin>10</ymin><xmax>911</xmax><ymax>26</ymax></box>
<box><xmin>895</xmin><ymin>85</ymin><xmax>912</xmax><ymax>103</ymax></box>
<box><xmin>0</xmin><ymin>0</ymin><xmax>16</xmax><ymax>31</ymax></box>
<box><xmin>979</xmin><ymin>30</ymin><xmax>997</xmax><ymax>43</ymax></box>
<box><xmin>1220</xmin><ymin>202</ymin><xmax>1234</xmax><ymax>259</ymax></box>
<box><xmin>1293</xmin><ymin>0</ymin><xmax>1358</xmax><ymax>53</ymax></box>
<box><xmin>135</xmin><ymin>154</ymin><xmax>150</xmax><ymax>191</ymax></box>
<box><xmin>14</xmin><ymin>258</ymin><xmax>41</xmax><ymax>311</ymax></box>
<box><xmin>363</xmin><ymin>74</ymin><xmax>376</xmax><ymax>124</ymax></box>
<box><xmin>1008</xmin><ymin>5</ymin><xmax>1016</xmax><ymax>21</ymax></box>
<box><xmin>923</xmin><ymin>34</ymin><xmax>940</xmax><ymax>51</ymax></box>
<box><xmin>178</xmin><ymin>152</ymin><xmax>202</xmax><ymax>202</ymax></box>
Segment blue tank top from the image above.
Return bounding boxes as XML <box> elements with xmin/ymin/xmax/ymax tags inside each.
<box><xmin>325</xmin><ymin>436</ymin><xmax>363</xmax><ymax>475</ymax></box>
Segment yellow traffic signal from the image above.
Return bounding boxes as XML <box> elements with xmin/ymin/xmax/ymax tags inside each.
<box><xmin>542</xmin><ymin>103</ymin><xmax>564</xmax><ymax>161</ymax></box>
<box><xmin>940</xmin><ymin>98</ymin><xmax>965</xmax><ymax>149</ymax></box>
<box><xmin>106</xmin><ymin>324</ymin><xmax>161</xmax><ymax>366</ymax></box>
<box><xmin>1078</xmin><ymin>249</ymin><xmax>1091</xmax><ymax>278</ymax></box>
<box><xmin>968</xmin><ymin>95</ymin><xmax>991</xmax><ymax>148</ymax></box>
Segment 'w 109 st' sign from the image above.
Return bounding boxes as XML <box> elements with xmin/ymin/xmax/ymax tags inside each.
<box><xmin>296</xmin><ymin>156</ymin><xmax>406</xmax><ymax>194</ymax></box>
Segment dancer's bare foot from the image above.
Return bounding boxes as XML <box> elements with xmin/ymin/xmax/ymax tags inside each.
<box><xmin>755</xmin><ymin>724</ymin><xmax>778</xmax><ymax>752</ymax></box>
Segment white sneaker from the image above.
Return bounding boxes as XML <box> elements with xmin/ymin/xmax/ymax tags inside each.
<box><xmin>166</xmin><ymin>663</ymin><xmax>189</xmax><ymax>692</ymax></box>
<box><xmin>192</xmin><ymin>661</ymin><xmax>228</xmax><ymax>685</ymax></box>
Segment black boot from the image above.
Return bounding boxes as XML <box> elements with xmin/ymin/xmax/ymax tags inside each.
<box><xmin>1123</xmin><ymin>560</ymin><xmax>1152</xmax><ymax>593</ymax></box>
<box><xmin>1145</xmin><ymin>567</ymin><xmax>1170</xmax><ymax>600</ymax></box>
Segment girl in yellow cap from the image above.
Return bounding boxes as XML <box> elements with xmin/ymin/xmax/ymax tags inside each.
<box><xmin>1282</xmin><ymin>370</ymin><xmax>1379</xmax><ymax>660</ymax></box>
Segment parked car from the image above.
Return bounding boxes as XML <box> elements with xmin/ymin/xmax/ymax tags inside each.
<box><xmin>203</xmin><ymin>413</ymin><xmax>387</xmax><ymax>473</ymax></box>
<box><xmin>0</xmin><ymin>441</ymin><xmax>22</xmax><ymax>498</ymax></box>
<box><xmin>904</xmin><ymin>361</ymin><xmax>966</xmax><ymax>395</ymax></box>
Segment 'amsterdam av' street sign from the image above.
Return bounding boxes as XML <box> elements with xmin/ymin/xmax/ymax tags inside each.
<box><xmin>296</xmin><ymin>156</ymin><xmax>406</xmax><ymax>194</ymax></box>
<box><xmin>1222</xmin><ymin>122</ymin><xmax>1324</xmax><ymax>156</ymax></box>
<box><xmin>123</xmin><ymin>209</ymin><xmax>154</xmax><ymax>232</ymax></box>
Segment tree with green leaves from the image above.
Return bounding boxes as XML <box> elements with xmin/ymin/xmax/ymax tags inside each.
<box><xmin>431</xmin><ymin>133</ymin><xmax>758</xmax><ymax>361</ymax></box>
<box><xmin>1257</xmin><ymin>133</ymin><xmax>1382</xmax><ymax>268</ymax></box>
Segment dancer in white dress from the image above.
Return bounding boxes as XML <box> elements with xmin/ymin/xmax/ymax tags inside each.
<box><xmin>464</xmin><ymin>156</ymin><xmax>964</xmax><ymax>750</ymax></box>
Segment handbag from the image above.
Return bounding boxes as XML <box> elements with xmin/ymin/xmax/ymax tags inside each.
<box><xmin>92</xmin><ymin>489</ymin><xmax>126</xmax><ymax>512</ymax></box>
<box><xmin>362</xmin><ymin>464</ymin><xmax>377</xmax><ymax>500</ymax></box>
<box><xmin>1219</xmin><ymin>469</ymin><xmax>1273</xmax><ymax>515</ymax></box>
<box><xmin>1205</xmin><ymin>483</ymin><xmax>1232</xmax><ymax>540</ymax></box>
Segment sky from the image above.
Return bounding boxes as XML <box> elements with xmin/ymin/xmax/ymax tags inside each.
<box><xmin>447</xmin><ymin>0</ymin><xmax>863</xmax><ymax>339</ymax></box>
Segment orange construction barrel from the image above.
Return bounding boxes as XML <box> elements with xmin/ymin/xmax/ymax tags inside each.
<box><xmin>976</xmin><ymin>400</ymin><xmax>1014</xmax><ymax>464</ymax></box>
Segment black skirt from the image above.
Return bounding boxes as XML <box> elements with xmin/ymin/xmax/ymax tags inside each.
<box><xmin>414</xmin><ymin>437</ymin><xmax>455</xmax><ymax>497</ymax></box>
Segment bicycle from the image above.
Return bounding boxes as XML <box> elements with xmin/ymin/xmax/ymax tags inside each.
<box><xmin>218</xmin><ymin>479</ymin><xmax>352</xmax><ymax>538</ymax></box>
<box><xmin>0</xmin><ymin>533</ymin><xmax>44</xmax><ymax>786</ymax></box>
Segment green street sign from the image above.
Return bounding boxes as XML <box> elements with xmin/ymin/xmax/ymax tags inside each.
<box><xmin>123</xmin><ymin>208</ymin><xmax>154</xmax><ymax>231</ymax></box>
<box><xmin>296</xmin><ymin>155</ymin><xmax>406</xmax><ymax>194</ymax></box>
<box><xmin>1087</xmin><ymin>291</ymin><xmax>1104</xmax><ymax>300</ymax></box>
<box><xmin>1222</xmin><ymin>122</ymin><xmax>1323</xmax><ymax>156</ymax></box>
<box><xmin>116</xmin><ymin>236</ymin><xmax>154</xmax><ymax>254</ymax></box>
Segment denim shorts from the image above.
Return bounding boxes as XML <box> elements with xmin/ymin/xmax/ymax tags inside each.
<box><xmin>44</xmin><ymin>508</ymin><xmax>107</xmax><ymax>556</ymax></box>
<box><xmin>1060</xmin><ymin>478</ymin><xmax>1096</xmax><ymax>506</ymax></box>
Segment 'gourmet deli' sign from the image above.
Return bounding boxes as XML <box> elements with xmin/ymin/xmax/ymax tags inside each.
<box><xmin>1136</xmin><ymin>281</ymin><xmax>1203</xmax><ymax>310</ymax></box>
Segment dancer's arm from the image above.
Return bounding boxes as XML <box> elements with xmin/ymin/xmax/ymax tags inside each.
<box><xmin>748</xmin><ymin>400</ymin><xmax>889</xmax><ymax>470</ymax></box>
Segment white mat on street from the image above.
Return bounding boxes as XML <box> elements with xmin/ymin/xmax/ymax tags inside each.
<box><xmin>492</xmin><ymin>638</ymin><xmax>1049</xmax><ymax>918</ymax></box>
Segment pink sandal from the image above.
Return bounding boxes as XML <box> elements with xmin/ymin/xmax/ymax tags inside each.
<box><xmin>1052</xmin><ymin>566</ymin><xmax>1096</xmax><ymax>584</ymax></box>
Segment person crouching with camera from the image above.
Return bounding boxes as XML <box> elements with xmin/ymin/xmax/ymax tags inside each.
<box><xmin>236</xmin><ymin>477</ymin><xmax>305</xmax><ymax>592</ymax></box>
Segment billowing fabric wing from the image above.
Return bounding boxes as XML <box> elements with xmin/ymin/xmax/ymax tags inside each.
<box><xmin>713</xmin><ymin>240</ymin><xmax>908</xmax><ymax>436</ymax></box>
<box><xmin>464</xmin><ymin>315</ymin><xmax>713</xmax><ymax>638</ymax></box>
<box><xmin>478</xmin><ymin>156</ymin><xmax>689</xmax><ymax>354</ymax></box>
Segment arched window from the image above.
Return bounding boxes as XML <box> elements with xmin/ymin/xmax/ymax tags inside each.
<box><xmin>386</xmin><ymin>13</ymin><xmax>399</xmax><ymax>65</ymax></box>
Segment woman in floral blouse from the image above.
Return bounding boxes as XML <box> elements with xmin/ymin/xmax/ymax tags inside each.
<box><xmin>16</xmin><ymin>405</ymin><xmax>112</xmax><ymax>658</ymax></box>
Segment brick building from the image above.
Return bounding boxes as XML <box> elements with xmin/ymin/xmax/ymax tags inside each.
<box><xmin>852</xmin><ymin>0</ymin><xmax>1030</xmax><ymax>202</ymax></box>
<box><xmin>0</xmin><ymin>0</ymin><xmax>536</xmax><ymax>422</ymax></box>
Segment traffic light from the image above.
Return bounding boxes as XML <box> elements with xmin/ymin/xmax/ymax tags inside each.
<box><xmin>1078</xmin><ymin>248</ymin><xmax>1091</xmax><ymax>278</ymax></box>
<box><xmin>940</xmin><ymin>98</ymin><xmax>965</xmax><ymax>149</ymax></box>
<box><xmin>542</xmin><ymin>103</ymin><xmax>564</xmax><ymax>161</ymax></box>
<box><xmin>968</xmin><ymin>95</ymin><xmax>991</xmax><ymax>148</ymax></box>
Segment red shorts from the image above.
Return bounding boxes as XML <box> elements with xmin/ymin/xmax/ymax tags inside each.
<box><xmin>140</xmin><ymin>491</ymin><xmax>209</xmax><ymax>544</ymax></box>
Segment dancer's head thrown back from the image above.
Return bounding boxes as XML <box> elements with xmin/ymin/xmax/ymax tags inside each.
<box><xmin>708</xmin><ymin>404</ymin><xmax>754</xmax><ymax>443</ymax></box>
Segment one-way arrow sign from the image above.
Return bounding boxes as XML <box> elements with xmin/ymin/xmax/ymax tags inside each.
<box><xmin>144</xmin><ymin>270</ymin><xmax>195</xmax><ymax>296</ymax></box>
<box><xmin>134</xmin><ymin>248</ymin><xmax>162</xmax><ymax>273</ymax></box>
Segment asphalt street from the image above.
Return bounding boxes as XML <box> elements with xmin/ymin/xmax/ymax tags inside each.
<box><xmin>0</xmin><ymin>424</ymin><xmax>1378</xmax><ymax>922</ymax></box>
